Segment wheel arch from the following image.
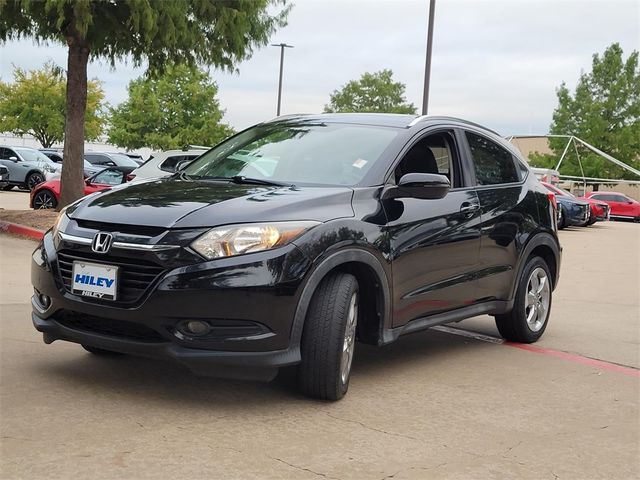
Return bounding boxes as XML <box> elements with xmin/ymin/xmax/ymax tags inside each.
<box><xmin>25</xmin><ymin>168</ymin><xmax>45</xmax><ymax>185</ymax></box>
<box><xmin>510</xmin><ymin>232</ymin><xmax>561</xmax><ymax>298</ymax></box>
<box><xmin>290</xmin><ymin>248</ymin><xmax>391</xmax><ymax>349</ymax></box>
<box><xmin>32</xmin><ymin>187</ymin><xmax>58</xmax><ymax>209</ymax></box>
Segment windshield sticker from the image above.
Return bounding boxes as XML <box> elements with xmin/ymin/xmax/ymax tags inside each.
<box><xmin>352</xmin><ymin>159</ymin><xmax>368</xmax><ymax>169</ymax></box>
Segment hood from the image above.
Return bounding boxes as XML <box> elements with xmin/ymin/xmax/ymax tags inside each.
<box><xmin>68</xmin><ymin>177</ymin><xmax>355</xmax><ymax>228</ymax></box>
<box><xmin>555</xmin><ymin>195</ymin><xmax>589</xmax><ymax>207</ymax></box>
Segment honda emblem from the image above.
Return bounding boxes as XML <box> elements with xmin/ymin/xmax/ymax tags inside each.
<box><xmin>91</xmin><ymin>232</ymin><xmax>113</xmax><ymax>254</ymax></box>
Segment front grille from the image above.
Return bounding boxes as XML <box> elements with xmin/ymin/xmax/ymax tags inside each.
<box><xmin>57</xmin><ymin>249</ymin><xmax>165</xmax><ymax>303</ymax></box>
<box><xmin>56</xmin><ymin>311</ymin><xmax>165</xmax><ymax>342</ymax></box>
<box><xmin>74</xmin><ymin>219</ymin><xmax>166</xmax><ymax>237</ymax></box>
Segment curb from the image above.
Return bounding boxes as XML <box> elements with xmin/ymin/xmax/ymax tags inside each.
<box><xmin>0</xmin><ymin>220</ymin><xmax>45</xmax><ymax>240</ymax></box>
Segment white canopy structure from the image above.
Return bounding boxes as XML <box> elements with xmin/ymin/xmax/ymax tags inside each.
<box><xmin>507</xmin><ymin>135</ymin><xmax>640</xmax><ymax>186</ymax></box>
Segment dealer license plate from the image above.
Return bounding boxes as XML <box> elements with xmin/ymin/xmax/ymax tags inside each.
<box><xmin>72</xmin><ymin>261</ymin><xmax>118</xmax><ymax>300</ymax></box>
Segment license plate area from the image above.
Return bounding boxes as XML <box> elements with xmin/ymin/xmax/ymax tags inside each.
<box><xmin>72</xmin><ymin>261</ymin><xmax>119</xmax><ymax>301</ymax></box>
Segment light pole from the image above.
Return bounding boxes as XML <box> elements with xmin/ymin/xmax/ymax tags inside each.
<box><xmin>422</xmin><ymin>0</ymin><xmax>436</xmax><ymax>115</ymax></box>
<box><xmin>271</xmin><ymin>43</ymin><xmax>294</xmax><ymax>116</ymax></box>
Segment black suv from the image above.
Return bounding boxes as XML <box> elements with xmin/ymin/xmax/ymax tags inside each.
<box><xmin>31</xmin><ymin>114</ymin><xmax>561</xmax><ymax>400</ymax></box>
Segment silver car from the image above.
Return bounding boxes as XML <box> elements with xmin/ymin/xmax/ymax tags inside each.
<box><xmin>0</xmin><ymin>146</ymin><xmax>62</xmax><ymax>190</ymax></box>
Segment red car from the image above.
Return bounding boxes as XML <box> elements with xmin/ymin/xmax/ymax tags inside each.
<box><xmin>582</xmin><ymin>191</ymin><xmax>640</xmax><ymax>222</ymax></box>
<box><xmin>30</xmin><ymin>168</ymin><xmax>128</xmax><ymax>209</ymax></box>
<box><xmin>542</xmin><ymin>182</ymin><xmax>609</xmax><ymax>226</ymax></box>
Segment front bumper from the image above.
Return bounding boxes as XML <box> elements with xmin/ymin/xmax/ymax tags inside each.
<box><xmin>31</xmin><ymin>312</ymin><xmax>298</xmax><ymax>381</ymax></box>
<box><xmin>31</xmin><ymin>229</ymin><xmax>312</xmax><ymax>380</ymax></box>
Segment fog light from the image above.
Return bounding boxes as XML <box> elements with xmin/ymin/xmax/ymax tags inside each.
<box><xmin>39</xmin><ymin>294</ymin><xmax>51</xmax><ymax>309</ymax></box>
<box><xmin>181</xmin><ymin>320</ymin><xmax>211</xmax><ymax>336</ymax></box>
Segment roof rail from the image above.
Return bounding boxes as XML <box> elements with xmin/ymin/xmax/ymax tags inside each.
<box><xmin>407</xmin><ymin>115</ymin><xmax>429</xmax><ymax>127</ymax></box>
<box><xmin>263</xmin><ymin>113</ymin><xmax>308</xmax><ymax>123</ymax></box>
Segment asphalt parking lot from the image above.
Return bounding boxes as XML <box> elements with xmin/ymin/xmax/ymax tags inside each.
<box><xmin>1</xmin><ymin>221</ymin><xmax>638</xmax><ymax>479</ymax></box>
<box><xmin>0</xmin><ymin>189</ymin><xmax>30</xmax><ymax>210</ymax></box>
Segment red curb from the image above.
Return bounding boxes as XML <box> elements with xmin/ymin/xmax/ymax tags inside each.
<box><xmin>0</xmin><ymin>220</ymin><xmax>45</xmax><ymax>240</ymax></box>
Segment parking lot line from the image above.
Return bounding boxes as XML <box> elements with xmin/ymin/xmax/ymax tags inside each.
<box><xmin>432</xmin><ymin>324</ymin><xmax>640</xmax><ymax>378</ymax></box>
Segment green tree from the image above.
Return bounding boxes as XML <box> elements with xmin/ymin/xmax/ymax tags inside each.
<box><xmin>530</xmin><ymin>43</ymin><xmax>639</xmax><ymax>180</ymax></box>
<box><xmin>0</xmin><ymin>0</ymin><xmax>289</xmax><ymax>208</ymax></box>
<box><xmin>108</xmin><ymin>64</ymin><xmax>233</xmax><ymax>151</ymax></box>
<box><xmin>0</xmin><ymin>62</ymin><xmax>105</xmax><ymax>148</ymax></box>
<box><xmin>324</xmin><ymin>69</ymin><xmax>417</xmax><ymax>114</ymax></box>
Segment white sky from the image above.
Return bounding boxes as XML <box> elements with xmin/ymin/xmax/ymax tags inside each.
<box><xmin>1</xmin><ymin>0</ymin><xmax>638</xmax><ymax>136</ymax></box>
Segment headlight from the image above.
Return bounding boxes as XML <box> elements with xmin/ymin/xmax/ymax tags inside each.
<box><xmin>191</xmin><ymin>221</ymin><xmax>319</xmax><ymax>260</ymax></box>
<box><xmin>51</xmin><ymin>207</ymin><xmax>69</xmax><ymax>237</ymax></box>
<box><xmin>42</xmin><ymin>164</ymin><xmax>55</xmax><ymax>173</ymax></box>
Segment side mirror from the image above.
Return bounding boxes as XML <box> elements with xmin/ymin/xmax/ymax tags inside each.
<box><xmin>85</xmin><ymin>178</ymin><xmax>92</xmax><ymax>186</ymax></box>
<box><xmin>384</xmin><ymin>173</ymin><xmax>450</xmax><ymax>200</ymax></box>
<box><xmin>8</xmin><ymin>156</ymin><xmax>18</xmax><ymax>162</ymax></box>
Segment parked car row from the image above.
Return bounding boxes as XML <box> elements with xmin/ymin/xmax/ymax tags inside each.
<box><xmin>542</xmin><ymin>181</ymin><xmax>640</xmax><ymax>227</ymax></box>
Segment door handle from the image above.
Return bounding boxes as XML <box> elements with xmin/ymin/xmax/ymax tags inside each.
<box><xmin>460</xmin><ymin>202</ymin><xmax>480</xmax><ymax>215</ymax></box>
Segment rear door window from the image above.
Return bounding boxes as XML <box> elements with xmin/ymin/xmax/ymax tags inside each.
<box><xmin>466</xmin><ymin>132</ymin><xmax>520</xmax><ymax>185</ymax></box>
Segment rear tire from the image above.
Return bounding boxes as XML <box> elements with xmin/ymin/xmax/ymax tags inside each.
<box><xmin>495</xmin><ymin>256</ymin><xmax>552</xmax><ymax>343</ymax></box>
<box><xmin>82</xmin><ymin>345</ymin><xmax>122</xmax><ymax>356</ymax></box>
<box><xmin>298</xmin><ymin>272</ymin><xmax>359</xmax><ymax>401</ymax></box>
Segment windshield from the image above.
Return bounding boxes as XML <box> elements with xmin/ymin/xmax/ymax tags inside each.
<box><xmin>183</xmin><ymin>122</ymin><xmax>399</xmax><ymax>186</ymax></box>
<box><xmin>109</xmin><ymin>153</ymin><xmax>139</xmax><ymax>167</ymax></box>
<box><xmin>15</xmin><ymin>148</ymin><xmax>54</xmax><ymax>164</ymax></box>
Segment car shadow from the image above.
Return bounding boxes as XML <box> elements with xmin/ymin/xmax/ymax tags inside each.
<box><xmin>39</xmin><ymin>327</ymin><xmax>493</xmax><ymax>407</ymax></box>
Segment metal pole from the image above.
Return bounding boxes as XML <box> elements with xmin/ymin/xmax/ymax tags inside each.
<box><xmin>555</xmin><ymin>136</ymin><xmax>573</xmax><ymax>171</ymax></box>
<box><xmin>422</xmin><ymin>0</ymin><xmax>436</xmax><ymax>115</ymax></box>
<box><xmin>271</xmin><ymin>43</ymin><xmax>293</xmax><ymax>116</ymax></box>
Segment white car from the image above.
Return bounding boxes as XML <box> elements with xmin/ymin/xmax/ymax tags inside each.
<box><xmin>129</xmin><ymin>148</ymin><xmax>207</xmax><ymax>181</ymax></box>
<box><xmin>0</xmin><ymin>146</ymin><xmax>62</xmax><ymax>190</ymax></box>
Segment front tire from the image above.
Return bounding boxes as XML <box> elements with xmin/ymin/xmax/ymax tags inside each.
<box><xmin>557</xmin><ymin>206</ymin><xmax>566</xmax><ymax>229</ymax></box>
<box><xmin>26</xmin><ymin>172</ymin><xmax>45</xmax><ymax>190</ymax></box>
<box><xmin>32</xmin><ymin>190</ymin><xmax>58</xmax><ymax>209</ymax></box>
<box><xmin>298</xmin><ymin>272</ymin><xmax>359</xmax><ymax>401</ymax></box>
<box><xmin>495</xmin><ymin>256</ymin><xmax>552</xmax><ymax>343</ymax></box>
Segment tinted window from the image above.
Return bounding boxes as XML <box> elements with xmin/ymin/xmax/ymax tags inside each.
<box><xmin>92</xmin><ymin>169</ymin><xmax>124</xmax><ymax>185</ymax></box>
<box><xmin>0</xmin><ymin>148</ymin><xmax>10</xmax><ymax>159</ymax></box>
<box><xmin>161</xmin><ymin>155</ymin><xmax>197</xmax><ymax>173</ymax></box>
<box><xmin>14</xmin><ymin>148</ymin><xmax>52</xmax><ymax>163</ymax></box>
<box><xmin>592</xmin><ymin>194</ymin><xmax>616</xmax><ymax>201</ymax></box>
<box><xmin>85</xmin><ymin>154</ymin><xmax>108</xmax><ymax>165</ymax></box>
<box><xmin>185</xmin><ymin>123</ymin><xmax>399</xmax><ymax>186</ymax></box>
<box><xmin>466</xmin><ymin>132</ymin><xmax>519</xmax><ymax>185</ymax></box>
<box><xmin>395</xmin><ymin>131</ymin><xmax>459</xmax><ymax>187</ymax></box>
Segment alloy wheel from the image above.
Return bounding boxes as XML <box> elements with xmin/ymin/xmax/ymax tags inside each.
<box><xmin>340</xmin><ymin>292</ymin><xmax>358</xmax><ymax>385</ymax></box>
<box><xmin>27</xmin><ymin>173</ymin><xmax>44</xmax><ymax>190</ymax></box>
<box><xmin>525</xmin><ymin>267</ymin><xmax>550</xmax><ymax>332</ymax></box>
<box><xmin>34</xmin><ymin>191</ymin><xmax>55</xmax><ymax>209</ymax></box>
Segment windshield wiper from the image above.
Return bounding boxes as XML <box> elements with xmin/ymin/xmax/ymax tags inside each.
<box><xmin>181</xmin><ymin>174</ymin><xmax>293</xmax><ymax>187</ymax></box>
<box><xmin>195</xmin><ymin>175</ymin><xmax>291</xmax><ymax>187</ymax></box>
<box><xmin>229</xmin><ymin>175</ymin><xmax>292</xmax><ymax>187</ymax></box>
